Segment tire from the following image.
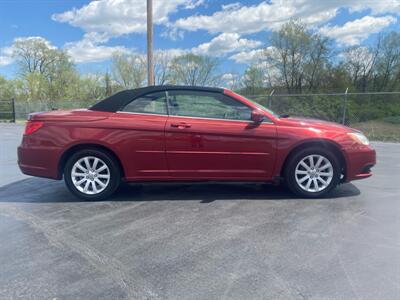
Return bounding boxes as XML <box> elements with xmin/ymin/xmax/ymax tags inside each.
<box><xmin>284</xmin><ymin>147</ymin><xmax>341</xmax><ymax>198</ymax></box>
<box><xmin>64</xmin><ymin>149</ymin><xmax>121</xmax><ymax>200</ymax></box>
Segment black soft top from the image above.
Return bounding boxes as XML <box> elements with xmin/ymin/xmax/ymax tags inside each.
<box><xmin>90</xmin><ymin>85</ymin><xmax>224</xmax><ymax>112</ymax></box>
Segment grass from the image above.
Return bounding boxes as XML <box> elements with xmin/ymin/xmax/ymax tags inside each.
<box><xmin>381</xmin><ymin>116</ymin><xmax>400</xmax><ymax>124</ymax></box>
<box><xmin>352</xmin><ymin>119</ymin><xmax>400</xmax><ymax>142</ymax></box>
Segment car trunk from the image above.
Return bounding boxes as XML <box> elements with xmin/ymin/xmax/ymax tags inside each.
<box><xmin>28</xmin><ymin>109</ymin><xmax>111</xmax><ymax>122</ymax></box>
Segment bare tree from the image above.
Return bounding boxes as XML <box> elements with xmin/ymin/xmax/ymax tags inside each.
<box><xmin>13</xmin><ymin>37</ymin><xmax>59</xmax><ymax>76</ymax></box>
<box><xmin>342</xmin><ymin>43</ymin><xmax>380</xmax><ymax>92</ymax></box>
<box><xmin>154</xmin><ymin>51</ymin><xmax>173</xmax><ymax>85</ymax></box>
<box><xmin>221</xmin><ymin>72</ymin><xmax>241</xmax><ymax>90</ymax></box>
<box><xmin>241</xmin><ymin>66</ymin><xmax>266</xmax><ymax>95</ymax></box>
<box><xmin>169</xmin><ymin>54</ymin><xmax>220</xmax><ymax>86</ymax></box>
<box><xmin>373</xmin><ymin>32</ymin><xmax>400</xmax><ymax>91</ymax></box>
<box><xmin>111</xmin><ymin>53</ymin><xmax>146</xmax><ymax>89</ymax></box>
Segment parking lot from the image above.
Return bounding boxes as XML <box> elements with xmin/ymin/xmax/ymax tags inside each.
<box><xmin>0</xmin><ymin>123</ymin><xmax>399</xmax><ymax>299</ymax></box>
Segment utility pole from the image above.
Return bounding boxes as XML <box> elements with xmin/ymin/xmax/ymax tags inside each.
<box><xmin>147</xmin><ymin>0</ymin><xmax>154</xmax><ymax>86</ymax></box>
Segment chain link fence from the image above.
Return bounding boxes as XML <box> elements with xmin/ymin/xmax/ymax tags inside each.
<box><xmin>12</xmin><ymin>100</ymin><xmax>96</xmax><ymax>120</ymax></box>
<box><xmin>0</xmin><ymin>99</ymin><xmax>16</xmax><ymax>122</ymax></box>
<box><xmin>0</xmin><ymin>99</ymin><xmax>97</xmax><ymax>121</ymax></box>
<box><xmin>245</xmin><ymin>91</ymin><xmax>400</xmax><ymax>142</ymax></box>
<box><xmin>1</xmin><ymin>91</ymin><xmax>399</xmax><ymax>142</ymax></box>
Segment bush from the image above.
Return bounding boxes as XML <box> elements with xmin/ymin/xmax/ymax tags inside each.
<box><xmin>382</xmin><ymin>116</ymin><xmax>400</xmax><ymax>124</ymax></box>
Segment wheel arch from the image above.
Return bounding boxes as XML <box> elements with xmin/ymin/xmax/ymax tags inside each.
<box><xmin>58</xmin><ymin>143</ymin><xmax>125</xmax><ymax>179</ymax></box>
<box><xmin>279</xmin><ymin>139</ymin><xmax>347</xmax><ymax>181</ymax></box>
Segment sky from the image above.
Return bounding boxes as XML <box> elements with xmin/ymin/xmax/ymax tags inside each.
<box><xmin>0</xmin><ymin>0</ymin><xmax>399</xmax><ymax>78</ymax></box>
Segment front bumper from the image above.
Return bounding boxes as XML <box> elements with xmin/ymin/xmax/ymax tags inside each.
<box><xmin>344</xmin><ymin>146</ymin><xmax>376</xmax><ymax>182</ymax></box>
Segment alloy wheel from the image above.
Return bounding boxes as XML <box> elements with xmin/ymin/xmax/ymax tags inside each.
<box><xmin>295</xmin><ymin>154</ymin><xmax>333</xmax><ymax>193</ymax></box>
<box><xmin>71</xmin><ymin>156</ymin><xmax>110</xmax><ymax>195</ymax></box>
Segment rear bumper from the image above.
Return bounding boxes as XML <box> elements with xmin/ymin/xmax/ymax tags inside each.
<box><xmin>344</xmin><ymin>146</ymin><xmax>376</xmax><ymax>182</ymax></box>
<box><xmin>18</xmin><ymin>145</ymin><xmax>61</xmax><ymax>180</ymax></box>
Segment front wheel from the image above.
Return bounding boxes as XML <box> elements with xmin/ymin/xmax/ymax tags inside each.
<box><xmin>285</xmin><ymin>147</ymin><xmax>341</xmax><ymax>198</ymax></box>
<box><xmin>64</xmin><ymin>149</ymin><xmax>121</xmax><ymax>200</ymax></box>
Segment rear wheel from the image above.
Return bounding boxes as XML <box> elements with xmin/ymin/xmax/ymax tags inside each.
<box><xmin>64</xmin><ymin>149</ymin><xmax>120</xmax><ymax>200</ymax></box>
<box><xmin>285</xmin><ymin>147</ymin><xmax>340</xmax><ymax>198</ymax></box>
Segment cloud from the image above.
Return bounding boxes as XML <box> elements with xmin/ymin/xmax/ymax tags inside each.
<box><xmin>0</xmin><ymin>46</ymin><xmax>14</xmax><ymax>66</ymax></box>
<box><xmin>161</xmin><ymin>27</ymin><xmax>185</xmax><ymax>41</ymax></box>
<box><xmin>192</xmin><ymin>33</ymin><xmax>262</xmax><ymax>56</ymax></box>
<box><xmin>3</xmin><ymin>1</ymin><xmax>398</xmax><ymax>67</ymax></box>
<box><xmin>156</xmin><ymin>48</ymin><xmax>188</xmax><ymax>58</ymax></box>
<box><xmin>221</xmin><ymin>3</ymin><xmax>242</xmax><ymax>11</ymax></box>
<box><xmin>173</xmin><ymin>1</ymin><xmax>334</xmax><ymax>34</ymax></box>
<box><xmin>52</xmin><ymin>0</ymin><xmax>205</xmax><ymax>38</ymax></box>
<box><xmin>47</xmin><ymin>0</ymin><xmax>400</xmax><ymax>65</ymax></box>
<box><xmin>229</xmin><ymin>46</ymin><xmax>281</xmax><ymax>66</ymax></box>
<box><xmin>319</xmin><ymin>15</ymin><xmax>397</xmax><ymax>46</ymax></box>
<box><xmin>64</xmin><ymin>33</ymin><xmax>190</xmax><ymax>64</ymax></box>
<box><xmin>184</xmin><ymin>0</ymin><xmax>205</xmax><ymax>10</ymax></box>
<box><xmin>63</xmin><ymin>30</ymin><xmax>262</xmax><ymax>64</ymax></box>
<box><xmin>150</xmin><ymin>33</ymin><xmax>262</xmax><ymax>61</ymax></box>
<box><xmin>173</xmin><ymin>0</ymin><xmax>399</xmax><ymax>35</ymax></box>
<box><xmin>0</xmin><ymin>35</ymin><xmax>118</xmax><ymax>66</ymax></box>
<box><xmin>229</xmin><ymin>49</ymin><xmax>265</xmax><ymax>64</ymax></box>
<box><xmin>348</xmin><ymin>0</ymin><xmax>400</xmax><ymax>15</ymax></box>
<box><xmin>64</xmin><ymin>33</ymin><xmax>131</xmax><ymax>63</ymax></box>
<box><xmin>221</xmin><ymin>73</ymin><xmax>235</xmax><ymax>81</ymax></box>
<box><xmin>220</xmin><ymin>72</ymin><xmax>241</xmax><ymax>89</ymax></box>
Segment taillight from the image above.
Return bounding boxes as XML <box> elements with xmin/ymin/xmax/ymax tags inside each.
<box><xmin>24</xmin><ymin>121</ymin><xmax>44</xmax><ymax>135</ymax></box>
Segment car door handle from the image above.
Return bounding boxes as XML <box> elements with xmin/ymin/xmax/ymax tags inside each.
<box><xmin>170</xmin><ymin>122</ymin><xmax>191</xmax><ymax>128</ymax></box>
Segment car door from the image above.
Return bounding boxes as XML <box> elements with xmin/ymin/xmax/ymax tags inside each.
<box><xmin>165</xmin><ymin>90</ymin><xmax>277</xmax><ymax>180</ymax></box>
<box><xmin>109</xmin><ymin>91</ymin><xmax>169</xmax><ymax>180</ymax></box>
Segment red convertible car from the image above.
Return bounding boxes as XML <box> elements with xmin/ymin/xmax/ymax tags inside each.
<box><xmin>18</xmin><ymin>86</ymin><xmax>375</xmax><ymax>200</ymax></box>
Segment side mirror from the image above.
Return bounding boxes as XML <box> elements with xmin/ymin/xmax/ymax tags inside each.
<box><xmin>251</xmin><ymin>110</ymin><xmax>265</xmax><ymax>123</ymax></box>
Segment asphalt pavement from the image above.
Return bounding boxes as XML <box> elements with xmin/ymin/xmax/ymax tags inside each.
<box><xmin>0</xmin><ymin>123</ymin><xmax>399</xmax><ymax>299</ymax></box>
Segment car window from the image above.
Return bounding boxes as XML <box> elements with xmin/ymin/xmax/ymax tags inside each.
<box><xmin>167</xmin><ymin>91</ymin><xmax>252</xmax><ymax>120</ymax></box>
<box><xmin>123</xmin><ymin>92</ymin><xmax>167</xmax><ymax>115</ymax></box>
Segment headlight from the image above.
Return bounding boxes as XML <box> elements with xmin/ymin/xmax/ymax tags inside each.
<box><xmin>348</xmin><ymin>132</ymin><xmax>370</xmax><ymax>145</ymax></box>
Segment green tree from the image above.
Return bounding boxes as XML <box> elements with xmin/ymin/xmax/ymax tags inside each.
<box><xmin>0</xmin><ymin>76</ymin><xmax>16</xmax><ymax>100</ymax></box>
<box><xmin>104</xmin><ymin>72</ymin><xmax>113</xmax><ymax>96</ymax></box>
<box><xmin>241</xmin><ymin>66</ymin><xmax>267</xmax><ymax>95</ymax></box>
<box><xmin>266</xmin><ymin>20</ymin><xmax>331</xmax><ymax>93</ymax></box>
<box><xmin>73</xmin><ymin>74</ymin><xmax>106</xmax><ymax>102</ymax></box>
<box><xmin>12</xmin><ymin>37</ymin><xmax>77</xmax><ymax>102</ymax></box>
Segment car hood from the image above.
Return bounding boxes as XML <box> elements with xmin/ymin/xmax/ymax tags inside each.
<box><xmin>277</xmin><ymin>116</ymin><xmax>356</xmax><ymax>132</ymax></box>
